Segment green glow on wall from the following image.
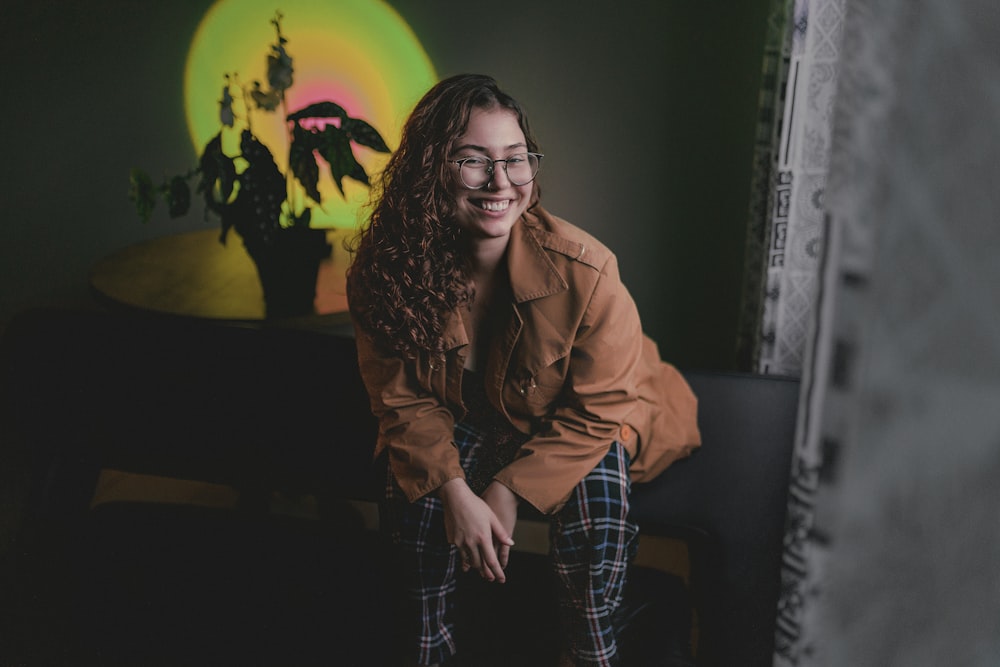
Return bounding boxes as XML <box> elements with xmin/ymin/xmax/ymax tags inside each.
<box><xmin>185</xmin><ymin>0</ymin><xmax>437</xmax><ymax>229</ymax></box>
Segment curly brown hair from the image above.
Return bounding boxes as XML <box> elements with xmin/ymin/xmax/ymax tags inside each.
<box><xmin>347</xmin><ymin>74</ymin><xmax>541</xmax><ymax>359</ymax></box>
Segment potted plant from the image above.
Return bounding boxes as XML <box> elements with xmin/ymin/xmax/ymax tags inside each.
<box><xmin>129</xmin><ymin>11</ymin><xmax>390</xmax><ymax>318</ymax></box>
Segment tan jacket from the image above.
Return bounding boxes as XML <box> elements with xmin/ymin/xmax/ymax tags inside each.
<box><xmin>352</xmin><ymin>207</ymin><xmax>701</xmax><ymax>514</ymax></box>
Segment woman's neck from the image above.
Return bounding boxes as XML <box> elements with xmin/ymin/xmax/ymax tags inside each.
<box><xmin>463</xmin><ymin>243</ymin><xmax>509</xmax><ymax>372</ymax></box>
<box><xmin>466</xmin><ymin>236</ymin><xmax>509</xmax><ymax>278</ymax></box>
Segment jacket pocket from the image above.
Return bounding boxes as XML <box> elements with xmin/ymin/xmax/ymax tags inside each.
<box><xmin>508</xmin><ymin>358</ymin><xmax>568</xmax><ymax>412</ymax></box>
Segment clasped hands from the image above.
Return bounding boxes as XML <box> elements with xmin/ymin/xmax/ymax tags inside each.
<box><xmin>439</xmin><ymin>477</ymin><xmax>519</xmax><ymax>583</ymax></box>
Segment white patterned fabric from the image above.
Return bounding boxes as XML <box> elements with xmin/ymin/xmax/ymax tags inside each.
<box><xmin>757</xmin><ymin>0</ymin><xmax>845</xmax><ymax>377</ymax></box>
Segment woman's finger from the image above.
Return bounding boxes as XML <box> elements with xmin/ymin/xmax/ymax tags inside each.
<box><xmin>496</xmin><ymin>541</ymin><xmax>511</xmax><ymax>570</ymax></box>
<box><xmin>478</xmin><ymin>544</ymin><xmax>505</xmax><ymax>583</ymax></box>
<box><xmin>460</xmin><ymin>547</ymin><xmax>473</xmax><ymax>572</ymax></box>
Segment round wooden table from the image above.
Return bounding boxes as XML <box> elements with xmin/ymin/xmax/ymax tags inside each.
<box><xmin>90</xmin><ymin>228</ymin><xmax>353</xmax><ymax>327</ymax></box>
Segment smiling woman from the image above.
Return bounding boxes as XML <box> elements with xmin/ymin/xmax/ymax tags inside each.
<box><xmin>184</xmin><ymin>0</ymin><xmax>437</xmax><ymax>229</ymax></box>
<box><xmin>345</xmin><ymin>74</ymin><xmax>700</xmax><ymax>666</ymax></box>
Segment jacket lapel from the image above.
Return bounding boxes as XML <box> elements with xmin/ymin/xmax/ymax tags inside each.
<box><xmin>507</xmin><ymin>218</ymin><xmax>568</xmax><ymax>303</ymax></box>
<box><xmin>440</xmin><ymin>309</ymin><xmax>468</xmax><ymax>352</ymax></box>
<box><xmin>486</xmin><ymin>218</ymin><xmax>576</xmax><ymax>416</ymax></box>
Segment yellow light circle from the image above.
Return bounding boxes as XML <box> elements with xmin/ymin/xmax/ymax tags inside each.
<box><xmin>185</xmin><ymin>0</ymin><xmax>437</xmax><ymax>229</ymax></box>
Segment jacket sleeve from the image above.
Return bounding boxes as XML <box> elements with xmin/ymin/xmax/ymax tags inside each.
<box><xmin>493</xmin><ymin>254</ymin><xmax>645</xmax><ymax>514</ymax></box>
<box><xmin>626</xmin><ymin>336</ymin><xmax>701</xmax><ymax>483</ymax></box>
<box><xmin>352</xmin><ymin>324</ymin><xmax>466</xmax><ymax>502</ymax></box>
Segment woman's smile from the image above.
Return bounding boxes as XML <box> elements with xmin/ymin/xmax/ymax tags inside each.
<box><xmin>474</xmin><ymin>198</ymin><xmax>511</xmax><ymax>213</ymax></box>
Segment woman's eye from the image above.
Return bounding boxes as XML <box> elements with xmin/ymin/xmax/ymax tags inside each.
<box><xmin>462</xmin><ymin>157</ymin><xmax>489</xmax><ymax>169</ymax></box>
<box><xmin>506</xmin><ymin>155</ymin><xmax>526</xmax><ymax>164</ymax></box>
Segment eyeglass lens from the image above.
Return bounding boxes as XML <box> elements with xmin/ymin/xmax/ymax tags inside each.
<box><xmin>460</xmin><ymin>153</ymin><xmax>540</xmax><ymax>188</ymax></box>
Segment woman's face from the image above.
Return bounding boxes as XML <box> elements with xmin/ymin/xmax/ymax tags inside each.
<box><xmin>447</xmin><ymin>106</ymin><xmax>534</xmax><ymax>246</ymax></box>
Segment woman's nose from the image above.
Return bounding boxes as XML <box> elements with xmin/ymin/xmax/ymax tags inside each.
<box><xmin>487</xmin><ymin>160</ymin><xmax>512</xmax><ymax>189</ymax></box>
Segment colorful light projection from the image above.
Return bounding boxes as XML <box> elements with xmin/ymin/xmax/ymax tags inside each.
<box><xmin>184</xmin><ymin>0</ymin><xmax>437</xmax><ymax>229</ymax></box>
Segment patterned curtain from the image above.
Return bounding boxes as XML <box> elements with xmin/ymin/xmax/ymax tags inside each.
<box><xmin>739</xmin><ymin>0</ymin><xmax>846</xmax><ymax>378</ymax></box>
<box><xmin>736</xmin><ymin>0</ymin><xmax>794</xmax><ymax>372</ymax></box>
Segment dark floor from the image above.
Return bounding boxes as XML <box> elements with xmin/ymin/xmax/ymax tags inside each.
<box><xmin>5</xmin><ymin>499</ymin><xmax>397</xmax><ymax>666</ymax></box>
<box><xmin>2</xmin><ymin>478</ymin><xmax>694</xmax><ymax>667</ymax></box>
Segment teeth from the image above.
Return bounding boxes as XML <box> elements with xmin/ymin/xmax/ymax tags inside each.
<box><xmin>480</xmin><ymin>200</ymin><xmax>509</xmax><ymax>212</ymax></box>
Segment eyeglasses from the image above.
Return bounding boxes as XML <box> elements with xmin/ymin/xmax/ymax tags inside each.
<box><xmin>449</xmin><ymin>152</ymin><xmax>544</xmax><ymax>189</ymax></box>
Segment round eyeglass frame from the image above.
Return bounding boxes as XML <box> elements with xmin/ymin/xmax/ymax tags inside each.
<box><xmin>448</xmin><ymin>152</ymin><xmax>544</xmax><ymax>189</ymax></box>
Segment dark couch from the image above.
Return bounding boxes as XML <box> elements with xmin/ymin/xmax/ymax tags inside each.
<box><xmin>0</xmin><ymin>308</ymin><xmax>798</xmax><ymax>666</ymax></box>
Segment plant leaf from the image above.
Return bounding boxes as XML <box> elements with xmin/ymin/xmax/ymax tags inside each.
<box><xmin>266</xmin><ymin>43</ymin><xmax>294</xmax><ymax>93</ymax></box>
<box><xmin>234</xmin><ymin>130</ymin><xmax>285</xmax><ymax>248</ymax></box>
<box><xmin>289</xmin><ymin>124</ymin><xmax>322</xmax><ymax>203</ymax></box>
<box><xmin>315</xmin><ymin>125</ymin><xmax>362</xmax><ymax>198</ymax></box>
<box><xmin>342</xmin><ymin>116</ymin><xmax>390</xmax><ymax>153</ymax></box>
<box><xmin>287</xmin><ymin>101</ymin><xmax>346</xmax><ymax>122</ymax></box>
<box><xmin>289</xmin><ymin>206</ymin><xmax>312</xmax><ymax>229</ymax></box>
<box><xmin>128</xmin><ymin>168</ymin><xmax>156</xmax><ymax>223</ymax></box>
<box><xmin>196</xmin><ymin>133</ymin><xmax>236</xmax><ymax>215</ymax></box>
<box><xmin>219</xmin><ymin>85</ymin><xmax>235</xmax><ymax>127</ymax></box>
<box><xmin>250</xmin><ymin>81</ymin><xmax>282</xmax><ymax>112</ymax></box>
<box><xmin>166</xmin><ymin>175</ymin><xmax>191</xmax><ymax>218</ymax></box>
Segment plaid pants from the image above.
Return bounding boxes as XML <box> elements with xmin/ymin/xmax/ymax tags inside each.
<box><xmin>382</xmin><ymin>420</ymin><xmax>639</xmax><ymax>666</ymax></box>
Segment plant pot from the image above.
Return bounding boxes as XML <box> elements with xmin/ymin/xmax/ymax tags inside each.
<box><xmin>244</xmin><ymin>226</ymin><xmax>332</xmax><ymax>319</ymax></box>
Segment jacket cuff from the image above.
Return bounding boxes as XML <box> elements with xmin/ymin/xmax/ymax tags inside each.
<box><xmin>400</xmin><ymin>467</ymin><xmax>467</xmax><ymax>504</ymax></box>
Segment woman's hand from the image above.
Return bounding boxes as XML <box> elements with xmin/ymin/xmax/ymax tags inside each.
<box><xmin>439</xmin><ymin>478</ymin><xmax>514</xmax><ymax>583</ymax></box>
<box><xmin>481</xmin><ymin>481</ymin><xmax>519</xmax><ymax>570</ymax></box>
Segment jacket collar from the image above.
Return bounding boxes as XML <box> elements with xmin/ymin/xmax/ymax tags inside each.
<box><xmin>440</xmin><ymin>308</ymin><xmax>468</xmax><ymax>353</ymax></box>
<box><xmin>438</xmin><ymin>208</ymin><xmax>568</xmax><ymax>353</ymax></box>
<box><xmin>507</xmin><ymin>210</ymin><xmax>568</xmax><ymax>303</ymax></box>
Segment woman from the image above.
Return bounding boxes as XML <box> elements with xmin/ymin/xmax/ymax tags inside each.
<box><xmin>347</xmin><ymin>74</ymin><xmax>700</xmax><ymax>666</ymax></box>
